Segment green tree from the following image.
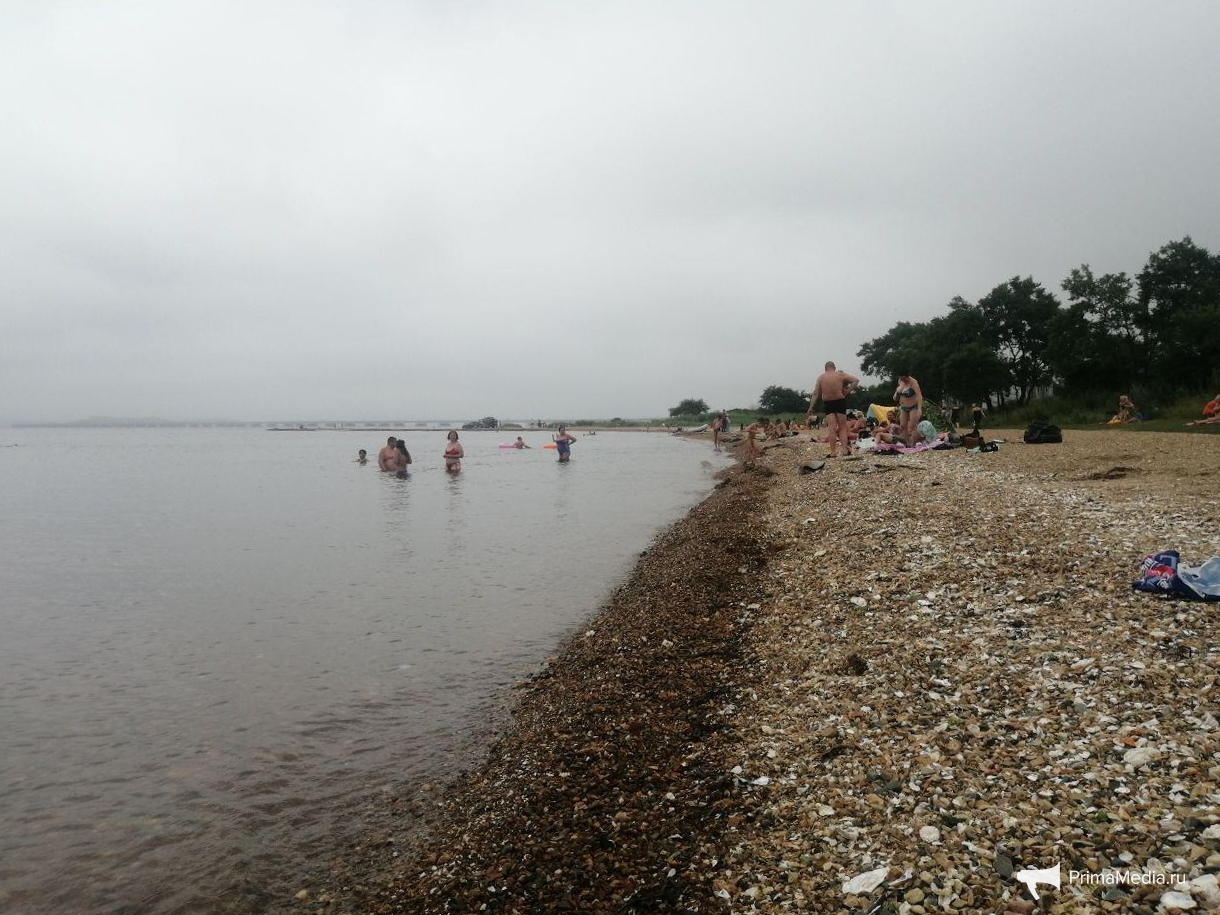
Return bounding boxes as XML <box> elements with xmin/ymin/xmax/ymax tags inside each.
<box><xmin>848</xmin><ymin>382</ymin><xmax>892</xmax><ymax>411</ymax></box>
<box><xmin>858</xmin><ymin>321</ymin><xmax>925</xmax><ymax>379</ymax></box>
<box><xmin>758</xmin><ymin>385</ymin><xmax>810</xmax><ymax>413</ymax></box>
<box><xmin>1058</xmin><ymin>265</ymin><xmax>1147</xmax><ymax>391</ymax></box>
<box><xmin>668</xmin><ymin>398</ymin><xmax>709</xmax><ymax>417</ymax></box>
<box><xmin>941</xmin><ymin>341</ymin><xmax>1010</xmax><ymax>406</ymax></box>
<box><xmin>858</xmin><ymin>297</ymin><xmax>1011</xmax><ymax>406</ymax></box>
<box><xmin>977</xmin><ymin>277</ymin><xmax>1061</xmax><ymax>404</ymax></box>
<box><xmin>1137</xmin><ymin>237</ymin><xmax>1220</xmax><ymax>391</ymax></box>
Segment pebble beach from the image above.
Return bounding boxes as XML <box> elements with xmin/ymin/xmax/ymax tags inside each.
<box><xmin>281</xmin><ymin>428</ymin><xmax>1220</xmax><ymax>915</ymax></box>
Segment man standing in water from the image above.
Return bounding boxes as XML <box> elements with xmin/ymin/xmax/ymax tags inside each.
<box><xmin>377</xmin><ymin>436</ymin><xmax>399</xmax><ymax>471</ymax></box>
<box><xmin>807</xmin><ymin>361</ymin><xmax>860</xmax><ymax>458</ymax></box>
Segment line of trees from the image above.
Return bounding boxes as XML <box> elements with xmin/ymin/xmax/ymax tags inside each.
<box><xmin>857</xmin><ymin>236</ymin><xmax>1220</xmax><ymax>408</ymax></box>
<box><xmin>670</xmin><ymin>386</ymin><xmax>813</xmax><ymax>419</ymax></box>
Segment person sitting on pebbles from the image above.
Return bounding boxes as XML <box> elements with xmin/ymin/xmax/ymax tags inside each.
<box><xmin>874</xmin><ymin>419</ymin><xmax>946</xmax><ymax>447</ymax></box>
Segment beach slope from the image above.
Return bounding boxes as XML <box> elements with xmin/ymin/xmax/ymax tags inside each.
<box><xmin>289</xmin><ymin>429</ymin><xmax>1220</xmax><ymax>914</ymax></box>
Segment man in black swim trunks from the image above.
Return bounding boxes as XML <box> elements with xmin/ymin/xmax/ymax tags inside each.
<box><xmin>807</xmin><ymin>361</ymin><xmax>860</xmax><ymax>457</ymax></box>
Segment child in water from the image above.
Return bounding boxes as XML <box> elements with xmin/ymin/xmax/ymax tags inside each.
<box><xmin>444</xmin><ymin>431</ymin><xmax>464</xmax><ymax>472</ymax></box>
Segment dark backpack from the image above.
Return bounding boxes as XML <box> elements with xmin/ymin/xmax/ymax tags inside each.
<box><xmin>1023</xmin><ymin>419</ymin><xmax>1063</xmax><ymax>444</ymax></box>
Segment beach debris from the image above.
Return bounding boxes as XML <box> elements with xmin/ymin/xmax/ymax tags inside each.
<box><xmin>842</xmin><ymin>866</ymin><xmax>889</xmax><ymax>894</ymax></box>
<box><xmin>1160</xmin><ymin>889</ymin><xmax>1197</xmax><ymax>910</ymax></box>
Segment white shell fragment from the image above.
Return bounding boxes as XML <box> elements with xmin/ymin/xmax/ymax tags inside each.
<box><xmin>842</xmin><ymin>866</ymin><xmax>889</xmax><ymax>895</ymax></box>
<box><xmin>1123</xmin><ymin>746</ymin><xmax>1162</xmax><ymax>767</ymax></box>
<box><xmin>1160</xmin><ymin>889</ymin><xmax>1196</xmax><ymax>910</ymax></box>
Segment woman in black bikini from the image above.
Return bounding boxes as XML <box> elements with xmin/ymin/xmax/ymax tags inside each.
<box><xmin>894</xmin><ymin>374</ymin><xmax>923</xmax><ymax>445</ymax></box>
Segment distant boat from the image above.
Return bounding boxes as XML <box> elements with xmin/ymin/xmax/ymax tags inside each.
<box><xmin>671</xmin><ymin>424</ymin><xmax>708</xmax><ymax>435</ymax></box>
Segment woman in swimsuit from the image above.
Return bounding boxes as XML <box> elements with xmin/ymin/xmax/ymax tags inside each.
<box><xmin>443</xmin><ymin>430</ymin><xmax>464</xmax><ymax>472</ymax></box>
<box><xmin>394</xmin><ymin>439</ymin><xmax>413</xmax><ymax>477</ymax></box>
<box><xmin>894</xmin><ymin>373</ymin><xmax>923</xmax><ymax>444</ymax></box>
<box><xmin>552</xmin><ymin>426</ymin><xmax>576</xmax><ymax>463</ymax></box>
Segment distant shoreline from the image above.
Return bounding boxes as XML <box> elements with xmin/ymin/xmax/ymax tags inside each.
<box><xmin>10</xmin><ymin>421</ymin><xmax>684</xmax><ymax>433</ymax></box>
<box><xmin>9</xmin><ymin>421</ymin><xmax>679</xmax><ymax>431</ymax></box>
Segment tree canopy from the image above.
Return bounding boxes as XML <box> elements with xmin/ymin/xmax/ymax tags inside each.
<box><xmin>758</xmin><ymin>385</ymin><xmax>809</xmax><ymax>414</ymax></box>
<box><xmin>668</xmin><ymin>398</ymin><xmax>709</xmax><ymax>417</ymax></box>
<box><xmin>856</xmin><ymin>236</ymin><xmax>1220</xmax><ymax>408</ymax></box>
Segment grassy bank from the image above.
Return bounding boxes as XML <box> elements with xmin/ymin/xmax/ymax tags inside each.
<box><xmin>989</xmin><ymin>393</ymin><xmax>1220</xmax><ymax>434</ymax></box>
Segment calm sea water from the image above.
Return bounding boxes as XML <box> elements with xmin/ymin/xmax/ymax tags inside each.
<box><xmin>0</xmin><ymin>427</ymin><xmax>728</xmax><ymax>914</ymax></box>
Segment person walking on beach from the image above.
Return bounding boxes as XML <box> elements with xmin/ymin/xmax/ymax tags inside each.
<box><xmin>552</xmin><ymin>426</ymin><xmax>576</xmax><ymax>463</ymax></box>
<box><xmin>808</xmin><ymin>361</ymin><xmax>859</xmax><ymax>457</ymax></box>
<box><xmin>712</xmin><ymin>411</ymin><xmax>728</xmax><ymax>452</ymax></box>
<box><xmin>742</xmin><ymin>418</ymin><xmax>768</xmax><ymax>467</ymax></box>
<box><xmin>377</xmin><ymin>436</ymin><xmax>399</xmax><ymax>472</ymax></box>
<box><xmin>443</xmin><ymin>431</ymin><xmax>464</xmax><ymax>472</ymax></box>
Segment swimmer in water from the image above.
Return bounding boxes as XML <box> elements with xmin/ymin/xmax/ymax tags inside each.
<box><xmin>394</xmin><ymin>439</ymin><xmax>412</xmax><ymax>477</ymax></box>
<box><xmin>552</xmin><ymin>426</ymin><xmax>576</xmax><ymax>463</ymax></box>
<box><xmin>444</xmin><ymin>430</ymin><xmax>464</xmax><ymax>472</ymax></box>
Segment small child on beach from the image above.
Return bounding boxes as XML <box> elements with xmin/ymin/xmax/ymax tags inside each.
<box><xmin>743</xmin><ymin>418</ymin><xmax>769</xmax><ymax>466</ymax></box>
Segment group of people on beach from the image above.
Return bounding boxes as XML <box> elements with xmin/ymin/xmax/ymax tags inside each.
<box><xmin>738</xmin><ymin>361</ymin><xmax>976</xmax><ymax>465</ymax></box>
<box><xmin>357</xmin><ymin>427</ymin><xmax>579</xmax><ymax>474</ymax></box>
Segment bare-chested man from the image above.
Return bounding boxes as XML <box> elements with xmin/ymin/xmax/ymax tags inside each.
<box><xmin>377</xmin><ymin>436</ymin><xmax>399</xmax><ymax>472</ymax></box>
<box><xmin>807</xmin><ymin>361</ymin><xmax>860</xmax><ymax>457</ymax></box>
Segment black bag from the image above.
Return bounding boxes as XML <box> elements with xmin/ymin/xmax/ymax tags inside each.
<box><xmin>1023</xmin><ymin>419</ymin><xmax>1063</xmax><ymax>444</ymax></box>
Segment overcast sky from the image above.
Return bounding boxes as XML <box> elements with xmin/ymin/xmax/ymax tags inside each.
<box><xmin>3</xmin><ymin>1</ymin><xmax>1219</xmax><ymax>423</ymax></box>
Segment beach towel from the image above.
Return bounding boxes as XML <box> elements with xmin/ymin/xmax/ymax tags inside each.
<box><xmin>1132</xmin><ymin>551</ymin><xmax>1220</xmax><ymax>601</ymax></box>
<box><xmin>872</xmin><ymin>439</ymin><xmax>952</xmax><ymax>455</ymax></box>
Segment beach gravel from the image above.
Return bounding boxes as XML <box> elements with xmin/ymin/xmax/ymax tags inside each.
<box><xmin>284</xmin><ymin>429</ymin><xmax>1220</xmax><ymax>914</ymax></box>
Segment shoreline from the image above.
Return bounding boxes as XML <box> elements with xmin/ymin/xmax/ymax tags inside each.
<box><xmin>275</xmin><ymin>429</ymin><xmax>1220</xmax><ymax>914</ymax></box>
<box><xmin>275</xmin><ymin>446</ymin><xmax>774</xmax><ymax>913</ymax></box>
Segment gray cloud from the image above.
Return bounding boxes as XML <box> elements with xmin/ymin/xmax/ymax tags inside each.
<box><xmin>3</xmin><ymin>0</ymin><xmax>1219</xmax><ymax>422</ymax></box>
